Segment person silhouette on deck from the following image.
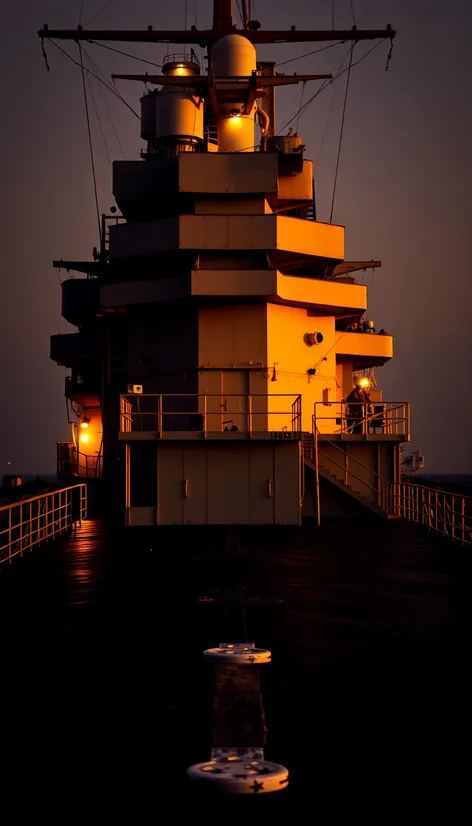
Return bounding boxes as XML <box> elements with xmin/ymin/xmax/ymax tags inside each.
<box><xmin>344</xmin><ymin>379</ymin><xmax>372</xmax><ymax>434</ymax></box>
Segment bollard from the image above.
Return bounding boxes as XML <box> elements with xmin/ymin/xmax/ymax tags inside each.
<box><xmin>187</xmin><ymin>641</ymin><xmax>288</xmax><ymax>795</ymax></box>
<box><xmin>203</xmin><ymin>641</ymin><xmax>271</xmax><ymax>665</ymax></box>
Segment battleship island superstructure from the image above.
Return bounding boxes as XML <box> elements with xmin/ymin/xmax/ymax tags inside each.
<box><xmin>42</xmin><ymin>1</ymin><xmax>409</xmax><ymax>526</ymax></box>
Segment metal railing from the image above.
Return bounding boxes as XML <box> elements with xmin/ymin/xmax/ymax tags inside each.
<box><xmin>162</xmin><ymin>52</ymin><xmax>201</xmax><ymax>68</ymax></box>
<box><xmin>306</xmin><ymin>425</ymin><xmax>472</xmax><ymax>544</ymax></box>
<box><xmin>314</xmin><ymin>401</ymin><xmax>410</xmax><ymax>438</ymax></box>
<box><xmin>307</xmin><ymin>424</ymin><xmax>393</xmax><ymax>524</ymax></box>
<box><xmin>397</xmin><ymin>483</ymin><xmax>472</xmax><ymax>546</ymax></box>
<box><xmin>120</xmin><ymin>393</ymin><xmax>302</xmax><ymax>436</ymax></box>
<box><xmin>65</xmin><ymin>375</ymin><xmax>100</xmax><ymax>399</ymax></box>
<box><xmin>100</xmin><ymin>213</ymin><xmax>126</xmax><ymax>257</ymax></box>
<box><xmin>57</xmin><ymin>442</ymin><xmax>103</xmax><ymax>479</ymax></box>
<box><xmin>0</xmin><ymin>485</ymin><xmax>87</xmax><ymax>565</ymax></box>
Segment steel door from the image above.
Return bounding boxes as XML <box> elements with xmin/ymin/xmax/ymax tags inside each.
<box><xmin>199</xmin><ymin>370</ymin><xmax>249</xmax><ymax>432</ymax></box>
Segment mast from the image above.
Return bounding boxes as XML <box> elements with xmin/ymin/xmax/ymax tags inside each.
<box><xmin>213</xmin><ymin>0</ymin><xmax>233</xmax><ymax>32</ymax></box>
<box><xmin>39</xmin><ymin>25</ymin><xmax>395</xmax><ymax>46</ymax></box>
<box><xmin>39</xmin><ymin>0</ymin><xmax>395</xmax><ymax>47</ymax></box>
<box><xmin>241</xmin><ymin>1</ymin><xmax>249</xmax><ymax>30</ymax></box>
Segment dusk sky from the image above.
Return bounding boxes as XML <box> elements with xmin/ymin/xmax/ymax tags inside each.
<box><xmin>0</xmin><ymin>0</ymin><xmax>471</xmax><ymax>475</ymax></box>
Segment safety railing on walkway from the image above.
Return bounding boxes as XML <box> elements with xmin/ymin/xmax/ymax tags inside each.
<box><xmin>100</xmin><ymin>212</ymin><xmax>126</xmax><ymax>257</ymax></box>
<box><xmin>307</xmin><ymin>425</ymin><xmax>472</xmax><ymax>544</ymax></box>
<box><xmin>397</xmin><ymin>483</ymin><xmax>472</xmax><ymax>546</ymax></box>
<box><xmin>120</xmin><ymin>393</ymin><xmax>302</xmax><ymax>436</ymax></box>
<box><xmin>314</xmin><ymin>401</ymin><xmax>410</xmax><ymax>438</ymax></box>
<box><xmin>0</xmin><ymin>484</ymin><xmax>87</xmax><ymax>564</ymax></box>
<box><xmin>57</xmin><ymin>442</ymin><xmax>103</xmax><ymax>479</ymax></box>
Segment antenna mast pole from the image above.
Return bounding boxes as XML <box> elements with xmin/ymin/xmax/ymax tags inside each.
<box><xmin>213</xmin><ymin>0</ymin><xmax>233</xmax><ymax>32</ymax></box>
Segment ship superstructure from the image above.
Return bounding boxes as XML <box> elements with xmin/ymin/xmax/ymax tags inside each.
<box><xmin>43</xmin><ymin>1</ymin><xmax>409</xmax><ymax>526</ymax></box>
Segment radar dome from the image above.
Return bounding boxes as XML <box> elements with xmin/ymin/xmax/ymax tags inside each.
<box><xmin>211</xmin><ymin>34</ymin><xmax>257</xmax><ymax>77</ymax></box>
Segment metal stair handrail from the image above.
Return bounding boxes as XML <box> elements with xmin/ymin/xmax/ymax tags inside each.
<box><xmin>310</xmin><ymin>419</ymin><xmax>391</xmax><ymax>484</ymax></box>
<box><xmin>315</xmin><ymin>446</ymin><xmax>385</xmax><ymax>498</ymax></box>
<box><xmin>308</xmin><ymin>420</ymin><xmax>393</xmax><ymax>524</ymax></box>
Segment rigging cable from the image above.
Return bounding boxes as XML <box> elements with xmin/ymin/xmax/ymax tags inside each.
<box><xmin>86</xmin><ymin>73</ymin><xmax>112</xmax><ymax>165</ymax></box>
<box><xmin>333</xmin><ymin>5</ymin><xmax>350</xmax><ymax>27</ymax></box>
<box><xmin>78</xmin><ymin>42</ymin><xmax>102</xmax><ymax>245</ymax></box>
<box><xmin>236</xmin><ymin>1</ymin><xmax>244</xmax><ymax>27</ymax></box>
<box><xmin>317</xmin><ymin>49</ymin><xmax>349</xmax><ymax>166</ymax></box>
<box><xmin>276</xmin><ymin>43</ymin><xmax>352</xmax><ymax>135</ymax></box>
<box><xmin>276</xmin><ymin>77</ymin><xmax>330</xmax><ymax>135</ymax></box>
<box><xmin>317</xmin><ymin>46</ymin><xmax>353</xmax><ymax>159</ymax></box>
<box><xmin>47</xmin><ymin>39</ymin><xmax>140</xmax><ymax>118</ymax></box>
<box><xmin>329</xmin><ymin>42</ymin><xmax>354</xmax><ymax>224</ymax></box>
<box><xmin>84</xmin><ymin>0</ymin><xmax>116</xmax><ymax>27</ymax></box>
<box><xmin>296</xmin><ymin>82</ymin><xmax>306</xmax><ymax>134</ymax></box>
<box><xmin>79</xmin><ymin>1</ymin><xmax>85</xmax><ymax>25</ymax></box>
<box><xmin>277</xmin><ymin>41</ymin><xmax>343</xmax><ymax>68</ymax></box>
<box><xmin>277</xmin><ymin>39</ymin><xmax>385</xmax><ymax>136</ymax></box>
<box><xmin>318</xmin><ymin>0</ymin><xmax>350</xmax><ymax>28</ymax></box>
<box><xmin>350</xmin><ymin>0</ymin><xmax>357</xmax><ymax>26</ymax></box>
<box><xmin>84</xmin><ymin>50</ymin><xmax>125</xmax><ymax>157</ymax></box>
<box><xmin>88</xmin><ymin>40</ymin><xmax>162</xmax><ymax>69</ymax></box>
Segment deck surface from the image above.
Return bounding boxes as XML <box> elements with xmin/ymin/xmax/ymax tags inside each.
<box><xmin>1</xmin><ymin>517</ymin><xmax>470</xmax><ymax>814</ymax></box>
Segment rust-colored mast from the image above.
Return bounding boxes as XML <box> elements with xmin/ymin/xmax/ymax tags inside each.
<box><xmin>213</xmin><ymin>0</ymin><xmax>234</xmax><ymax>32</ymax></box>
<box><xmin>39</xmin><ymin>25</ymin><xmax>395</xmax><ymax>46</ymax></box>
<box><xmin>39</xmin><ymin>0</ymin><xmax>395</xmax><ymax>47</ymax></box>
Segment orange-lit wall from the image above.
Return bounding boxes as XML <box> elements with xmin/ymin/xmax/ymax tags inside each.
<box><xmin>198</xmin><ymin>304</ymin><xmax>267</xmax><ymax>368</ymax></box>
<box><xmin>266</xmin><ymin>304</ymin><xmax>338</xmax><ymax>432</ymax></box>
<box><xmin>336</xmin><ymin>356</ymin><xmax>354</xmax><ymax>398</ymax></box>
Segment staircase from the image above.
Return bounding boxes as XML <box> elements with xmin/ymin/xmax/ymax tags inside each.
<box><xmin>306</xmin><ymin>179</ymin><xmax>316</xmax><ymax>220</ymax></box>
<box><xmin>304</xmin><ymin>455</ymin><xmax>390</xmax><ymax>518</ymax></box>
<box><xmin>303</xmin><ymin>435</ymin><xmax>398</xmax><ymax>520</ymax></box>
<box><xmin>205</xmin><ymin>119</ymin><xmax>219</xmax><ymax>150</ymax></box>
